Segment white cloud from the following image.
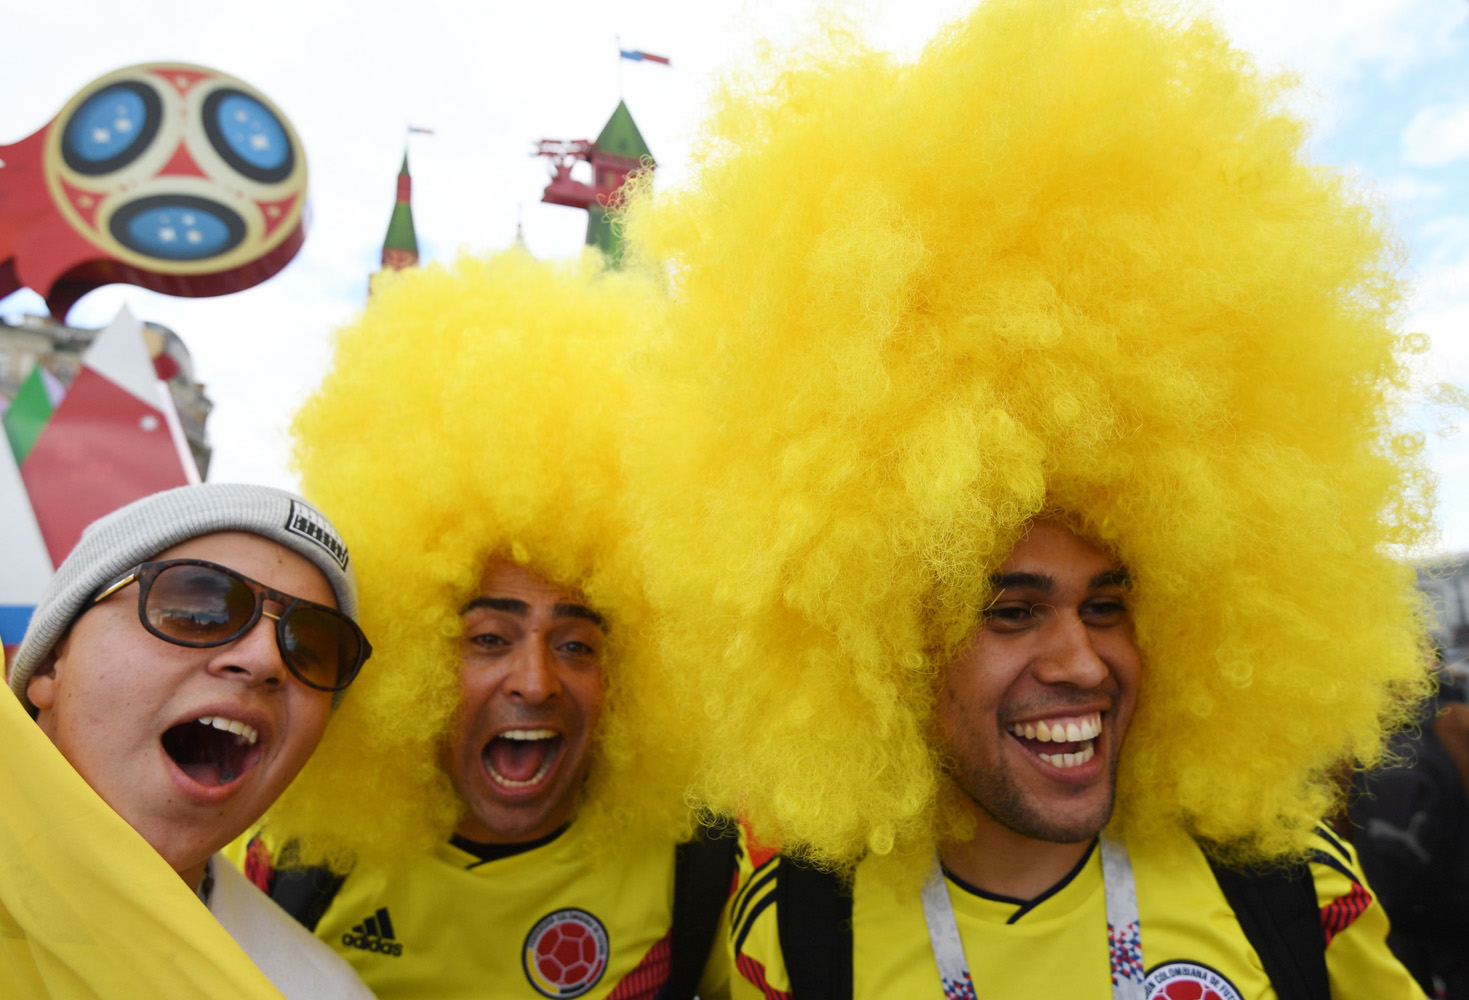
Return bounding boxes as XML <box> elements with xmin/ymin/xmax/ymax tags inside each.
<box><xmin>1422</xmin><ymin>430</ymin><xmax>1469</xmax><ymax>554</ymax></box>
<box><xmin>1403</xmin><ymin>101</ymin><xmax>1469</xmax><ymax>166</ymax></box>
<box><xmin>1382</xmin><ymin>173</ymin><xmax>1448</xmax><ymax>204</ymax></box>
<box><xmin>1418</xmin><ymin>214</ymin><xmax>1469</xmax><ymax>272</ymax></box>
<box><xmin>1210</xmin><ymin>0</ymin><xmax>1461</xmax><ymax>90</ymax></box>
<box><xmin>1412</xmin><ymin>293</ymin><xmax>1469</xmax><ymax>379</ymax></box>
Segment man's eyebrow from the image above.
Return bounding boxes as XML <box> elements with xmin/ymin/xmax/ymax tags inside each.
<box><xmin>554</xmin><ymin>604</ymin><xmax>606</xmax><ymax>629</ymax></box>
<box><xmin>1092</xmin><ymin>569</ymin><xmax>1130</xmax><ymax>588</ymax></box>
<box><xmin>460</xmin><ymin>596</ymin><xmax>529</xmax><ymax>616</ymax></box>
<box><xmin>988</xmin><ymin>572</ymin><xmax>1053</xmax><ymax>593</ymax></box>
<box><xmin>459</xmin><ymin>596</ymin><xmax>605</xmax><ymax>629</ymax></box>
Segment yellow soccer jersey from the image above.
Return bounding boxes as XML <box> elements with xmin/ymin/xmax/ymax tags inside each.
<box><xmin>728</xmin><ymin>828</ymin><xmax>1423</xmax><ymax>1000</ymax></box>
<box><xmin>243</xmin><ymin>820</ymin><xmax>724</xmax><ymax>1000</ymax></box>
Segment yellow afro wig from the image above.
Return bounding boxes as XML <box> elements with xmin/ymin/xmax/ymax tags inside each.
<box><xmin>620</xmin><ymin>0</ymin><xmax>1434</xmax><ymax>870</ymax></box>
<box><xmin>265</xmin><ymin>250</ymin><xmax>692</xmax><ymax>870</ymax></box>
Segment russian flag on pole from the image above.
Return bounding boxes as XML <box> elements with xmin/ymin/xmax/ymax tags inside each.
<box><xmin>20</xmin><ymin>306</ymin><xmax>197</xmax><ymax>568</ymax></box>
<box><xmin>619</xmin><ymin>49</ymin><xmax>671</xmax><ymax>65</ymax></box>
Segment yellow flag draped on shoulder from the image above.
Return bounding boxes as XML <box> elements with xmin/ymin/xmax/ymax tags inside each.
<box><xmin>0</xmin><ymin>689</ymin><xmax>283</xmax><ymax>998</ymax></box>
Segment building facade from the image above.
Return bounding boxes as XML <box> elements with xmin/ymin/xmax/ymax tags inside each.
<box><xmin>0</xmin><ymin>312</ymin><xmax>213</xmax><ymax>477</ymax></box>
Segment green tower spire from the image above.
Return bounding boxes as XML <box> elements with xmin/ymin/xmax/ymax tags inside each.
<box><xmin>381</xmin><ymin>152</ymin><xmax>419</xmax><ymax>271</ymax></box>
<box><xmin>594</xmin><ymin>101</ymin><xmax>652</xmax><ymax>160</ymax></box>
<box><xmin>586</xmin><ymin>102</ymin><xmax>653</xmax><ymax>264</ymax></box>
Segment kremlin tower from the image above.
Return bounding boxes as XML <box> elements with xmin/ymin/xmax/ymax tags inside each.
<box><xmin>371</xmin><ymin>152</ymin><xmax>419</xmax><ymax>292</ymax></box>
<box><xmin>368</xmin><ymin>100</ymin><xmax>654</xmax><ymax>281</ymax></box>
<box><xmin>537</xmin><ymin>101</ymin><xmax>653</xmax><ymax>265</ymax></box>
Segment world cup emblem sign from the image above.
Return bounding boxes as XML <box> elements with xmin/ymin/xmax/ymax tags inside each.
<box><xmin>0</xmin><ymin>62</ymin><xmax>308</xmax><ymax>319</ymax></box>
<box><xmin>522</xmin><ymin>908</ymin><xmax>610</xmax><ymax>999</ymax></box>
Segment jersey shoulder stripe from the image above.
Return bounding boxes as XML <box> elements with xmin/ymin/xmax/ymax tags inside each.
<box><xmin>1308</xmin><ymin>826</ymin><xmax>1361</xmax><ymax>884</ymax></box>
<box><xmin>1307</xmin><ymin>826</ymin><xmax>1365</xmax><ymax>886</ymax></box>
<box><xmin>1307</xmin><ymin>826</ymin><xmax>1373</xmax><ymax>946</ymax></box>
<box><xmin>606</xmin><ymin>929</ymin><xmax>671</xmax><ymax>1000</ymax></box>
<box><xmin>735</xmin><ymin>952</ymin><xmax>793</xmax><ymax>1000</ymax></box>
<box><xmin>1320</xmin><ymin>881</ymin><xmax>1372</xmax><ymax>946</ymax></box>
<box><xmin>732</xmin><ymin>856</ymin><xmax>780</xmax><ymax>936</ymax></box>
<box><xmin>1308</xmin><ymin>849</ymin><xmax>1358</xmax><ymax>888</ymax></box>
<box><xmin>734</xmin><ymin>880</ymin><xmax>780</xmax><ymax>956</ymax></box>
<box><xmin>1312</xmin><ymin>823</ymin><xmax>1352</xmax><ymax>861</ymax></box>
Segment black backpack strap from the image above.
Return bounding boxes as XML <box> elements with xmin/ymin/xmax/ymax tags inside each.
<box><xmin>251</xmin><ymin>835</ymin><xmax>348</xmax><ymax>933</ymax></box>
<box><xmin>776</xmin><ymin>859</ymin><xmax>853</xmax><ymax>1000</ymax></box>
<box><xmin>1208</xmin><ymin>856</ymin><xmax>1329</xmax><ymax>1000</ymax></box>
<box><xmin>666</xmin><ymin>820</ymin><xmax>741</xmax><ymax>1000</ymax></box>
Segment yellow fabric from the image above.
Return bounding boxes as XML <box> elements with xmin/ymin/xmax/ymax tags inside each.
<box><xmin>619</xmin><ymin>0</ymin><xmax>1434</xmax><ymax>871</ymax></box>
<box><xmin>249</xmin><ymin>819</ymin><xmax>710</xmax><ymax>999</ymax></box>
<box><xmin>728</xmin><ymin>831</ymin><xmax>1422</xmax><ymax>999</ymax></box>
<box><xmin>0</xmin><ymin>689</ymin><xmax>283</xmax><ymax>998</ymax></box>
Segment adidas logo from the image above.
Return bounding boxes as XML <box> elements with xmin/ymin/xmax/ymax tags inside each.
<box><xmin>341</xmin><ymin>907</ymin><xmax>403</xmax><ymax>957</ymax></box>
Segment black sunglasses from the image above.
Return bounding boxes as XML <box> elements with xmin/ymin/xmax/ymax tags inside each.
<box><xmin>91</xmin><ymin>558</ymin><xmax>371</xmax><ymax>692</ymax></box>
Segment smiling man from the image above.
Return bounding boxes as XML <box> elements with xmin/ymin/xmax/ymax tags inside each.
<box><xmin>715</xmin><ymin>516</ymin><xmax>1422</xmax><ymax>999</ymax></box>
<box><xmin>6</xmin><ymin>482</ymin><xmax>373</xmax><ymax>999</ymax></box>
<box><xmin>619</xmin><ymin>0</ymin><xmax>1435</xmax><ymax>996</ymax></box>
<box><xmin>935</xmin><ymin>520</ymin><xmax>1139</xmax><ymax>900</ymax></box>
<box><xmin>241</xmin><ymin>251</ymin><xmax>732</xmax><ymax>1000</ymax></box>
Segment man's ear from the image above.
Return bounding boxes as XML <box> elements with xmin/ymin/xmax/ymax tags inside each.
<box><xmin>26</xmin><ymin>642</ymin><xmax>63</xmax><ymax>712</ymax></box>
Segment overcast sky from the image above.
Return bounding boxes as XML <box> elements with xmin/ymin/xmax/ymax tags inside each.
<box><xmin>3</xmin><ymin>0</ymin><xmax>1466</xmax><ymax>553</ymax></box>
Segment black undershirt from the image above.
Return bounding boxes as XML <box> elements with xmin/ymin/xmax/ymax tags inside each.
<box><xmin>451</xmin><ymin>823</ymin><xmax>570</xmax><ymax>868</ymax></box>
<box><xmin>942</xmin><ymin>838</ymin><xmax>1099</xmax><ymax>924</ymax></box>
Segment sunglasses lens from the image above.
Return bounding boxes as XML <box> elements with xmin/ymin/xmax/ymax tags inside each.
<box><xmin>146</xmin><ymin>564</ymin><xmax>255</xmax><ymax>642</ymax></box>
<box><xmin>280</xmin><ymin>605</ymin><xmax>360</xmax><ymax>691</ymax></box>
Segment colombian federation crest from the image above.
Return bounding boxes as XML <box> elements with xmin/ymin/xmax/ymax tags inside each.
<box><xmin>522</xmin><ymin>908</ymin><xmax>609</xmax><ymax>998</ymax></box>
<box><xmin>1143</xmin><ymin>960</ymin><xmax>1244</xmax><ymax>1000</ymax></box>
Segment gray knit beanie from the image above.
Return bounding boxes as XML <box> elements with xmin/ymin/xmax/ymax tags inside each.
<box><xmin>8</xmin><ymin>483</ymin><xmax>360</xmax><ymax>709</ymax></box>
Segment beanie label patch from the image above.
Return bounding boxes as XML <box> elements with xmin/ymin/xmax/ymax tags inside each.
<box><xmin>285</xmin><ymin>499</ymin><xmax>349</xmax><ymax>569</ymax></box>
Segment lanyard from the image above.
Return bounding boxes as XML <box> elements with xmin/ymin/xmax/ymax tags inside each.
<box><xmin>921</xmin><ymin>832</ymin><xmax>1144</xmax><ymax>1000</ymax></box>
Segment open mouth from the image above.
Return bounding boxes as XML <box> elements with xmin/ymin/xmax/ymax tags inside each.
<box><xmin>1007</xmin><ymin>712</ymin><xmax>1101</xmax><ymax>770</ymax></box>
<box><xmin>483</xmin><ymin>728</ymin><xmax>564</xmax><ymax>790</ymax></box>
<box><xmin>161</xmin><ymin>716</ymin><xmax>262</xmax><ymax>787</ymax></box>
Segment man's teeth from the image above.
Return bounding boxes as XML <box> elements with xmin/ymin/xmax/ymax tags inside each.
<box><xmin>488</xmin><ymin>729</ymin><xmax>560</xmax><ymax>788</ymax></box>
<box><xmin>1039</xmin><ymin>744</ymin><xmax>1096</xmax><ymax>768</ymax></box>
<box><xmin>1008</xmin><ymin>712</ymin><xmax>1101</xmax><ymax>743</ymax></box>
<box><xmin>1005</xmin><ymin>712</ymin><xmax>1101</xmax><ymax>769</ymax></box>
<box><xmin>197</xmin><ymin>715</ymin><xmax>258</xmax><ymax>747</ymax></box>
<box><xmin>490</xmin><ymin>754</ymin><xmax>556</xmax><ymax>788</ymax></box>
